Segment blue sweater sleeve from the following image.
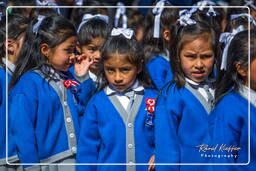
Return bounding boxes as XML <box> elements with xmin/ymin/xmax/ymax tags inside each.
<box><xmin>76</xmin><ymin>97</ymin><xmax>100</xmax><ymax>171</ymax></box>
<box><xmin>9</xmin><ymin>92</ymin><xmax>40</xmax><ymax>165</ymax></box>
<box><xmin>154</xmin><ymin>88</ymin><xmax>180</xmax><ymax>171</ymax></box>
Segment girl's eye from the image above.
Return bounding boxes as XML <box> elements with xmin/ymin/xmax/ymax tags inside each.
<box><xmin>201</xmin><ymin>54</ymin><xmax>213</xmax><ymax>59</ymax></box>
<box><xmin>120</xmin><ymin>67</ymin><xmax>131</xmax><ymax>72</ymax></box>
<box><xmin>185</xmin><ymin>55</ymin><xmax>196</xmax><ymax>58</ymax></box>
<box><xmin>105</xmin><ymin>67</ymin><xmax>115</xmax><ymax>73</ymax></box>
<box><xmin>89</xmin><ymin>47</ymin><xmax>97</xmax><ymax>52</ymax></box>
<box><xmin>65</xmin><ymin>48</ymin><xmax>74</xmax><ymax>54</ymax></box>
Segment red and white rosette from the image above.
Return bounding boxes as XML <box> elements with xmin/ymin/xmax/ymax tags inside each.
<box><xmin>145</xmin><ymin>98</ymin><xmax>156</xmax><ymax>114</ymax></box>
<box><xmin>63</xmin><ymin>79</ymin><xmax>80</xmax><ymax>89</ymax></box>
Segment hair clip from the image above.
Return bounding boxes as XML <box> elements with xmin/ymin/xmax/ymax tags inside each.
<box><xmin>114</xmin><ymin>2</ymin><xmax>127</xmax><ymax>28</ymax></box>
<box><xmin>231</xmin><ymin>13</ymin><xmax>256</xmax><ymax>26</ymax></box>
<box><xmin>152</xmin><ymin>0</ymin><xmax>166</xmax><ymax>38</ymax></box>
<box><xmin>178</xmin><ymin>9</ymin><xmax>197</xmax><ymax>26</ymax></box>
<box><xmin>111</xmin><ymin>28</ymin><xmax>134</xmax><ymax>39</ymax></box>
<box><xmin>77</xmin><ymin>14</ymin><xmax>109</xmax><ymax>33</ymax></box>
<box><xmin>32</xmin><ymin>15</ymin><xmax>46</xmax><ymax>34</ymax></box>
<box><xmin>219</xmin><ymin>25</ymin><xmax>245</xmax><ymax>70</ymax></box>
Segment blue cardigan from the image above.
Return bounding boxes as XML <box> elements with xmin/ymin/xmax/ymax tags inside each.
<box><xmin>9</xmin><ymin>69</ymin><xmax>91</xmax><ymax>168</ymax></box>
<box><xmin>209</xmin><ymin>89</ymin><xmax>256</xmax><ymax>171</ymax></box>
<box><xmin>77</xmin><ymin>88</ymin><xmax>157</xmax><ymax>171</ymax></box>
<box><xmin>154</xmin><ymin>82</ymin><xmax>213</xmax><ymax>171</ymax></box>
<box><xmin>146</xmin><ymin>55</ymin><xmax>173</xmax><ymax>90</ymax></box>
<box><xmin>0</xmin><ymin>67</ymin><xmax>19</xmax><ymax>165</ymax></box>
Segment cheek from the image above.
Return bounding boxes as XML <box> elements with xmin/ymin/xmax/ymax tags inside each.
<box><xmin>180</xmin><ymin>58</ymin><xmax>192</xmax><ymax>73</ymax></box>
<box><xmin>204</xmin><ymin>58</ymin><xmax>215</xmax><ymax>71</ymax></box>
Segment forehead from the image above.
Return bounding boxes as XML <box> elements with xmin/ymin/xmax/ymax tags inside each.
<box><xmin>85</xmin><ymin>37</ymin><xmax>105</xmax><ymax>47</ymax></box>
<box><xmin>181</xmin><ymin>33</ymin><xmax>213</xmax><ymax>52</ymax></box>
<box><xmin>58</xmin><ymin>36</ymin><xmax>77</xmax><ymax>47</ymax></box>
<box><xmin>104</xmin><ymin>53</ymin><xmax>133</xmax><ymax>66</ymax></box>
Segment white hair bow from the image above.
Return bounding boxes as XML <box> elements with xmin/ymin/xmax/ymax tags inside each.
<box><xmin>152</xmin><ymin>0</ymin><xmax>166</xmax><ymax>38</ymax></box>
<box><xmin>115</xmin><ymin>2</ymin><xmax>127</xmax><ymax>28</ymax></box>
<box><xmin>194</xmin><ymin>1</ymin><xmax>217</xmax><ymax>17</ymax></box>
<box><xmin>244</xmin><ymin>0</ymin><xmax>256</xmax><ymax>10</ymax></box>
<box><xmin>111</xmin><ymin>28</ymin><xmax>134</xmax><ymax>39</ymax></box>
<box><xmin>32</xmin><ymin>15</ymin><xmax>46</xmax><ymax>34</ymax></box>
<box><xmin>178</xmin><ymin>9</ymin><xmax>197</xmax><ymax>26</ymax></box>
<box><xmin>77</xmin><ymin>14</ymin><xmax>109</xmax><ymax>33</ymax></box>
<box><xmin>219</xmin><ymin>25</ymin><xmax>245</xmax><ymax>70</ymax></box>
<box><xmin>36</xmin><ymin>0</ymin><xmax>61</xmax><ymax>15</ymax></box>
<box><xmin>75</xmin><ymin>0</ymin><xmax>83</xmax><ymax>6</ymax></box>
<box><xmin>231</xmin><ymin>13</ymin><xmax>256</xmax><ymax>26</ymax></box>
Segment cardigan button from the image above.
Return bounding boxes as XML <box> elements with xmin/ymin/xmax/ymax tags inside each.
<box><xmin>69</xmin><ymin>133</ymin><xmax>75</xmax><ymax>138</ymax></box>
<box><xmin>66</xmin><ymin>117</ymin><xmax>72</xmax><ymax>123</ymax></box>
<box><xmin>128</xmin><ymin>144</ymin><xmax>133</xmax><ymax>149</ymax></box>
<box><xmin>63</xmin><ymin>101</ymin><xmax>68</xmax><ymax>106</ymax></box>
<box><xmin>127</xmin><ymin>123</ymin><xmax>133</xmax><ymax>128</ymax></box>
<box><xmin>71</xmin><ymin>147</ymin><xmax>77</xmax><ymax>152</ymax></box>
<box><xmin>128</xmin><ymin>161</ymin><xmax>134</xmax><ymax>167</ymax></box>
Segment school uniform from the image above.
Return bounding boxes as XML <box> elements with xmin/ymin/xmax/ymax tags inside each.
<box><xmin>69</xmin><ymin>66</ymin><xmax>97</xmax><ymax>120</ymax></box>
<box><xmin>0</xmin><ymin>59</ymin><xmax>22</xmax><ymax>171</ymax></box>
<box><xmin>155</xmin><ymin>78</ymin><xmax>214</xmax><ymax>171</ymax></box>
<box><xmin>77</xmin><ymin>81</ymin><xmax>157</xmax><ymax>171</ymax></box>
<box><xmin>146</xmin><ymin>51</ymin><xmax>173</xmax><ymax>90</ymax></box>
<box><xmin>9</xmin><ymin>66</ymin><xmax>92</xmax><ymax>170</ymax></box>
<box><xmin>209</xmin><ymin>85</ymin><xmax>256</xmax><ymax>171</ymax></box>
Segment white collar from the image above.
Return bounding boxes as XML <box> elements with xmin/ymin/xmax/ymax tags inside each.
<box><xmin>105</xmin><ymin>80</ymin><xmax>144</xmax><ymax>96</ymax></box>
<box><xmin>238</xmin><ymin>84</ymin><xmax>256</xmax><ymax>107</ymax></box>
<box><xmin>2</xmin><ymin>58</ymin><xmax>16</xmax><ymax>73</ymax></box>
<box><xmin>89</xmin><ymin>70</ymin><xmax>97</xmax><ymax>82</ymax></box>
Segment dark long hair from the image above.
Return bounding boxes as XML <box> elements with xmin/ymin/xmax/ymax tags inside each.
<box><xmin>0</xmin><ymin>14</ymin><xmax>29</xmax><ymax>67</ymax></box>
<box><xmin>97</xmin><ymin>33</ymin><xmax>153</xmax><ymax>91</ymax></box>
<box><xmin>215</xmin><ymin>30</ymin><xmax>256</xmax><ymax>103</ymax></box>
<box><xmin>142</xmin><ymin>1</ymin><xmax>178</xmax><ymax>61</ymax></box>
<box><xmin>9</xmin><ymin>15</ymin><xmax>76</xmax><ymax>90</ymax></box>
<box><xmin>171</xmin><ymin>21</ymin><xmax>220</xmax><ymax>88</ymax></box>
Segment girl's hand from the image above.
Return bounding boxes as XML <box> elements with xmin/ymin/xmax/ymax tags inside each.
<box><xmin>148</xmin><ymin>155</ymin><xmax>155</xmax><ymax>171</ymax></box>
<box><xmin>71</xmin><ymin>54</ymin><xmax>94</xmax><ymax>76</ymax></box>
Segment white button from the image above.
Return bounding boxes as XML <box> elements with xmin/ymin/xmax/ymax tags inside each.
<box><xmin>128</xmin><ymin>144</ymin><xmax>133</xmax><ymax>149</ymax></box>
<box><xmin>69</xmin><ymin>133</ymin><xmax>75</xmax><ymax>138</ymax></box>
<box><xmin>128</xmin><ymin>161</ymin><xmax>134</xmax><ymax>167</ymax></box>
<box><xmin>63</xmin><ymin>101</ymin><xmax>68</xmax><ymax>106</ymax></box>
<box><xmin>66</xmin><ymin>117</ymin><xmax>72</xmax><ymax>122</ymax></box>
<box><xmin>127</xmin><ymin>123</ymin><xmax>133</xmax><ymax>128</ymax></box>
<box><xmin>71</xmin><ymin>147</ymin><xmax>77</xmax><ymax>152</ymax></box>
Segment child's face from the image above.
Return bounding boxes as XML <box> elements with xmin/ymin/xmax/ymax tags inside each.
<box><xmin>48</xmin><ymin>36</ymin><xmax>77</xmax><ymax>72</ymax></box>
<box><xmin>180</xmin><ymin>35</ymin><xmax>214</xmax><ymax>83</ymax></box>
<box><xmin>104</xmin><ymin>53</ymin><xmax>140</xmax><ymax>92</ymax></box>
<box><xmin>250</xmin><ymin>59</ymin><xmax>256</xmax><ymax>91</ymax></box>
<box><xmin>79</xmin><ymin>37</ymin><xmax>105</xmax><ymax>72</ymax></box>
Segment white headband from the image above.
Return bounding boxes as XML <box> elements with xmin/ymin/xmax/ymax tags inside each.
<box><xmin>32</xmin><ymin>15</ymin><xmax>46</xmax><ymax>34</ymax></box>
<box><xmin>111</xmin><ymin>28</ymin><xmax>134</xmax><ymax>39</ymax></box>
<box><xmin>115</xmin><ymin>2</ymin><xmax>127</xmax><ymax>28</ymax></box>
<box><xmin>77</xmin><ymin>14</ymin><xmax>109</xmax><ymax>33</ymax></box>
<box><xmin>219</xmin><ymin>25</ymin><xmax>245</xmax><ymax>70</ymax></box>
<box><xmin>231</xmin><ymin>13</ymin><xmax>256</xmax><ymax>26</ymax></box>
<box><xmin>152</xmin><ymin>0</ymin><xmax>166</xmax><ymax>38</ymax></box>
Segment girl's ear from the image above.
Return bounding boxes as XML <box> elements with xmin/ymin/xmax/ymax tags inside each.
<box><xmin>40</xmin><ymin>43</ymin><xmax>50</xmax><ymax>58</ymax></box>
<box><xmin>163</xmin><ymin>29</ymin><xmax>170</xmax><ymax>41</ymax></box>
<box><xmin>235</xmin><ymin>62</ymin><xmax>248</xmax><ymax>77</ymax></box>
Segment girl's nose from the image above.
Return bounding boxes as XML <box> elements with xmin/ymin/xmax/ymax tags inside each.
<box><xmin>195</xmin><ymin>59</ymin><xmax>204</xmax><ymax>68</ymax></box>
<box><xmin>114</xmin><ymin>72</ymin><xmax>123</xmax><ymax>83</ymax></box>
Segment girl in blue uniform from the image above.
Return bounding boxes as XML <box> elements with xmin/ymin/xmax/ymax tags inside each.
<box><xmin>142</xmin><ymin>0</ymin><xmax>178</xmax><ymax>90</ymax></box>
<box><xmin>154</xmin><ymin>13</ymin><xmax>219</xmax><ymax>171</ymax></box>
<box><xmin>9</xmin><ymin>15</ymin><xmax>92</xmax><ymax>170</ymax></box>
<box><xmin>0</xmin><ymin>14</ymin><xmax>29</xmax><ymax>170</ymax></box>
<box><xmin>209</xmin><ymin>30</ymin><xmax>256</xmax><ymax>171</ymax></box>
<box><xmin>77</xmin><ymin>28</ymin><xmax>157</xmax><ymax>171</ymax></box>
<box><xmin>73</xmin><ymin>13</ymin><xmax>111</xmax><ymax>118</ymax></box>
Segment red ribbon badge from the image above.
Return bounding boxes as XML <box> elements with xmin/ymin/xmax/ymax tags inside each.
<box><xmin>146</xmin><ymin>98</ymin><xmax>156</xmax><ymax>114</ymax></box>
<box><xmin>63</xmin><ymin>79</ymin><xmax>80</xmax><ymax>89</ymax></box>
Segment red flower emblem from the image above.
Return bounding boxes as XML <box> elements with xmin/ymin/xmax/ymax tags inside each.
<box><xmin>63</xmin><ymin>79</ymin><xmax>80</xmax><ymax>89</ymax></box>
<box><xmin>146</xmin><ymin>98</ymin><xmax>156</xmax><ymax>114</ymax></box>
